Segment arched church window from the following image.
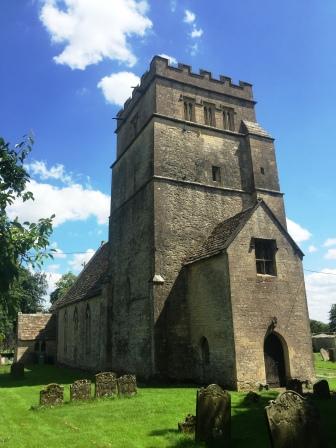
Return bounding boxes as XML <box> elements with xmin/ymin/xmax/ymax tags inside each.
<box><xmin>85</xmin><ymin>304</ymin><xmax>91</xmax><ymax>355</ymax></box>
<box><xmin>200</xmin><ymin>336</ymin><xmax>210</xmax><ymax>365</ymax></box>
<box><xmin>64</xmin><ymin>310</ymin><xmax>67</xmax><ymax>354</ymax></box>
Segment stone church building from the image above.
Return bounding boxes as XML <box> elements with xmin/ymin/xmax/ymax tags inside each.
<box><xmin>51</xmin><ymin>56</ymin><xmax>314</xmax><ymax>390</ymax></box>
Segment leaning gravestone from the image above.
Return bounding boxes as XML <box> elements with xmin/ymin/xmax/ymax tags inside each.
<box><xmin>313</xmin><ymin>380</ymin><xmax>331</xmax><ymax>399</ymax></box>
<box><xmin>328</xmin><ymin>348</ymin><xmax>336</xmax><ymax>362</ymax></box>
<box><xmin>117</xmin><ymin>374</ymin><xmax>137</xmax><ymax>397</ymax></box>
<box><xmin>195</xmin><ymin>384</ymin><xmax>231</xmax><ymax>446</ymax></box>
<box><xmin>40</xmin><ymin>383</ymin><xmax>64</xmax><ymax>406</ymax></box>
<box><xmin>320</xmin><ymin>348</ymin><xmax>329</xmax><ymax>362</ymax></box>
<box><xmin>10</xmin><ymin>362</ymin><xmax>24</xmax><ymax>379</ymax></box>
<box><xmin>95</xmin><ymin>372</ymin><xmax>118</xmax><ymax>398</ymax></box>
<box><xmin>70</xmin><ymin>379</ymin><xmax>91</xmax><ymax>401</ymax></box>
<box><xmin>265</xmin><ymin>390</ymin><xmax>326</xmax><ymax>448</ymax></box>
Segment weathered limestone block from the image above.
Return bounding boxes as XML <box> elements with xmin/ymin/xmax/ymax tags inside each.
<box><xmin>195</xmin><ymin>384</ymin><xmax>231</xmax><ymax>445</ymax></box>
<box><xmin>265</xmin><ymin>390</ymin><xmax>326</xmax><ymax>448</ymax></box>
<box><xmin>10</xmin><ymin>362</ymin><xmax>24</xmax><ymax>379</ymax></box>
<box><xmin>178</xmin><ymin>414</ymin><xmax>196</xmax><ymax>434</ymax></box>
<box><xmin>313</xmin><ymin>380</ymin><xmax>330</xmax><ymax>399</ymax></box>
<box><xmin>95</xmin><ymin>372</ymin><xmax>118</xmax><ymax>398</ymax></box>
<box><xmin>40</xmin><ymin>383</ymin><xmax>64</xmax><ymax>406</ymax></box>
<box><xmin>70</xmin><ymin>379</ymin><xmax>91</xmax><ymax>401</ymax></box>
<box><xmin>117</xmin><ymin>374</ymin><xmax>137</xmax><ymax>396</ymax></box>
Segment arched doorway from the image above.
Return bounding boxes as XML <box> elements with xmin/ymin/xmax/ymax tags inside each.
<box><xmin>264</xmin><ymin>333</ymin><xmax>286</xmax><ymax>387</ymax></box>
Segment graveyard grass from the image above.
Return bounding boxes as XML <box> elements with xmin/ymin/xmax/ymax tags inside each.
<box><xmin>0</xmin><ymin>355</ymin><xmax>335</xmax><ymax>448</ymax></box>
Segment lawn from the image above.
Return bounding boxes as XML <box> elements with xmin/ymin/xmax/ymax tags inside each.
<box><xmin>0</xmin><ymin>357</ymin><xmax>335</xmax><ymax>448</ymax></box>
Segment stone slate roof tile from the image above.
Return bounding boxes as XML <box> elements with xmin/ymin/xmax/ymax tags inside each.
<box><xmin>51</xmin><ymin>242</ymin><xmax>110</xmax><ymax>310</ymax></box>
<box><xmin>185</xmin><ymin>205</ymin><xmax>256</xmax><ymax>264</ymax></box>
<box><xmin>242</xmin><ymin>120</ymin><xmax>272</xmax><ymax>138</ymax></box>
<box><xmin>17</xmin><ymin>313</ymin><xmax>56</xmax><ymax>341</ymax></box>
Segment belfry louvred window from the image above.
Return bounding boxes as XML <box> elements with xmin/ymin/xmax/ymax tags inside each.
<box><xmin>254</xmin><ymin>238</ymin><xmax>277</xmax><ymax>276</ymax></box>
<box><xmin>223</xmin><ymin>108</ymin><xmax>234</xmax><ymax>131</ymax></box>
<box><xmin>183</xmin><ymin>100</ymin><xmax>194</xmax><ymax>121</ymax></box>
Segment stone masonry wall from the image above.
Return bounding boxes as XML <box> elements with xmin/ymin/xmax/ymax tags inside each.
<box><xmin>228</xmin><ymin>205</ymin><xmax>315</xmax><ymax>390</ymax></box>
<box><xmin>186</xmin><ymin>255</ymin><xmax>236</xmax><ymax>388</ymax></box>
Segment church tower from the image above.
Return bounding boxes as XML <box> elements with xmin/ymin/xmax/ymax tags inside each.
<box><xmin>109</xmin><ymin>56</ymin><xmax>314</xmax><ymax>388</ymax></box>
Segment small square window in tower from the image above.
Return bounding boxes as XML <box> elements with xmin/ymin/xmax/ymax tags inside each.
<box><xmin>223</xmin><ymin>108</ymin><xmax>234</xmax><ymax>131</ymax></box>
<box><xmin>254</xmin><ymin>238</ymin><xmax>277</xmax><ymax>276</ymax></box>
<box><xmin>183</xmin><ymin>100</ymin><xmax>195</xmax><ymax>121</ymax></box>
<box><xmin>203</xmin><ymin>104</ymin><xmax>215</xmax><ymax>126</ymax></box>
<box><xmin>212</xmin><ymin>166</ymin><xmax>221</xmax><ymax>182</ymax></box>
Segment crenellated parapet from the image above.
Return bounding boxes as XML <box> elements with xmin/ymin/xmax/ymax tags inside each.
<box><xmin>117</xmin><ymin>55</ymin><xmax>254</xmax><ymax>122</ymax></box>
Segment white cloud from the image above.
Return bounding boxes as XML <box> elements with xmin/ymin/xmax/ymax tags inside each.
<box><xmin>305</xmin><ymin>269</ymin><xmax>336</xmax><ymax>322</ymax></box>
<box><xmin>324</xmin><ymin>238</ymin><xmax>336</xmax><ymax>247</ymax></box>
<box><xmin>98</xmin><ymin>71</ymin><xmax>140</xmax><ymax>106</ymax></box>
<box><xmin>190</xmin><ymin>43</ymin><xmax>199</xmax><ymax>56</ymax></box>
<box><xmin>184</xmin><ymin>9</ymin><xmax>196</xmax><ymax>23</ymax></box>
<box><xmin>47</xmin><ymin>264</ymin><xmax>61</xmax><ymax>272</ymax></box>
<box><xmin>190</xmin><ymin>27</ymin><xmax>203</xmax><ymax>38</ymax></box>
<box><xmin>286</xmin><ymin>218</ymin><xmax>312</xmax><ymax>244</ymax></box>
<box><xmin>26</xmin><ymin>160</ymin><xmax>73</xmax><ymax>184</ymax></box>
<box><xmin>51</xmin><ymin>242</ymin><xmax>67</xmax><ymax>259</ymax></box>
<box><xmin>308</xmin><ymin>245</ymin><xmax>318</xmax><ymax>253</ymax></box>
<box><xmin>8</xmin><ymin>179</ymin><xmax>110</xmax><ymax>227</ymax></box>
<box><xmin>159</xmin><ymin>53</ymin><xmax>177</xmax><ymax>65</ymax></box>
<box><xmin>68</xmin><ymin>249</ymin><xmax>95</xmax><ymax>272</ymax></box>
<box><xmin>43</xmin><ymin>270</ymin><xmax>63</xmax><ymax>307</ymax></box>
<box><xmin>40</xmin><ymin>0</ymin><xmax>152</xmax><ymax>70</ymax></box>
<box><xmin>325</xmin><ymin>249</ymin><xmax>336</xmax><ymax>260</ymax></box>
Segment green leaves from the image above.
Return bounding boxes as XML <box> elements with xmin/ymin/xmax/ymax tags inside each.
<box><xmin>0</xmin><ymin>135</ymin><xmax>55</xmax><ymax>293</ymax></box>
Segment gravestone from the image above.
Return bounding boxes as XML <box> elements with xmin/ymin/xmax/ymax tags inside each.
<box><xmin>328</xmin><ymin>348</ymin><xmax>336</xmax><ymax>362</ymax></box>
<box><xmin>195</xmin><ymin>384</ymin><xmax>231</xmax><ymax>446</ymax></box>
<box><xmin>117</xmin><ymin>374</ymin><xmax>137</xmax><ymax>397</ymax></box>
<box><xmin>265</xmin><ymin>390</ymin><xmax>326</xmax><ymax>448</ymax></box>
<box><xmin>10</xmin><ymin>362</ymin><xmax>24</xmax><ymax>379</ymax></box>
<box><xmin>313</xmin><ymin>380</ymin><xmax>330</xmax><ymax>399</ymax></box>
<box><xmin>40</xmin><ymin>383</ymin><xmax>64</xmax><ymax>406</ymax></box>
<box><xmin>286</xmin><ymin>379</ymin><xmax>304</xmax><ymax>395</ymax></box>
<box><xmin>95</xmin><ymin>372</ymin><xmax>118</xmax><ymax>398</ymax></box>
<box><xmin>178</xmin><ymin>414</ymin><xmax>196</xmax><ymax>434</ymax></box>
<box><xmin>243</xmin><ymin>391</ymin><xmax>260</xmax><ymax>405</ymax></box>
<box><xmin>258</xmin><ymin>383</ymin><xmax>269</xmax><ymax>391</ymax></box>
<box><xmin>320</xmin><ymin>348</ymin><xmax>329</xmax><ymax>362</ymax></box>
<box><xmin>70</xmin><ymin>379</ymin><xmax>91</xmax><ymax>401</ymax></box>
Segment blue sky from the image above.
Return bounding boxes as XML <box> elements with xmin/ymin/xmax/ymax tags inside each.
<box><xmin>1</xmin><ymin>0</ymin><xmax>335</xmax><ymax>321</ymax></box>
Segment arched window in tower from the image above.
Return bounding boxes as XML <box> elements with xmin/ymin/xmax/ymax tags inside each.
<box><xmin>85</xmin><ymin>304</ymin><xmax>91</xmax><ymax>355</ymax></box>
<box><xmin>64</xmin><ymin>310</ymin><xmax>67</xmax><ymax>354</ymax></box>
<box><xmin>200</xmin><ymin>336</ymin><xmax>210</xmax><ymax>365</ymax></box>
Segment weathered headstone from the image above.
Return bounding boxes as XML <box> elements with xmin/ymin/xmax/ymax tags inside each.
<box><xmin>10</xmin><ymin>362</ymin><xmax>24</xmax><ymax>379</ymax></box>
<box><xmin>258</xmin><ymin>382</ymin><xmax>269</xmax><ymax>391</ymax></box>
<box><xmin>117</xmin><ymin>374</ymin><xmax>137</xmax><ymax>397</ymax></box>
<box><xmin>70</xmin><ymin>379</ymin><xmax>91</xmax><ymax>401</ymax></box>
<box><xmin>265</xmin><ymin>390</ymin><xmax>326</xmax><ymax>448</ymax></box>
<box><xmin>320</xmin><ymin>348</ymin><xmax>329</xmax><ymax>362</ymax></box>
<box><xmin>286</xmin><ymin>379</ymin><xmax>304</xmax><ymax>395</ymax></box>
<box><xmin>40</xmin><ymin>383</ymin><xmax>64</xmax><ymax>406</ymax></box>
<box><xmin>195</xmin><ymin>384</ymin><xmax>231</xmax><ymax>446</ymax></box>
<box><xmin>328</xmin><ymin>348</ymin><xmax>336</xmax><ymax>362</ymax></box>
<box><xmin>313</xmin><ymin>380</ymin><xmax>330</xmax><ymax>399</ymax></box>
<box><xmin>95</xmin><ymin>372</ymin><xmax>118</xmax><ymax>398</ymax></box>
<box><xmin>178</xmin><ymin>414</ymin><xmax>196</xmax><ymax>434</ymax></box>
<box><xmin>243</xmin><ymin>391</ymin><xmax>260</xmax><ymax>405</ymax></box>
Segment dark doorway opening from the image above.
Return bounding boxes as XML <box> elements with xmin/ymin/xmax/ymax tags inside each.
<box><xmin>264</xmin><ymin>333</ymin><xmax>286</xmax><ymax>387</ymax></box>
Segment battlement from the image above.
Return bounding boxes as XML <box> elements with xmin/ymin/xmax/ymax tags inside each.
<box><xmin>117</xmin><ymin>56</ymin><xmax>254</xmax><ymax>120</ymax></box>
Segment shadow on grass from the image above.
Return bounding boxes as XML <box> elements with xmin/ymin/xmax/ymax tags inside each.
<box><xmin>0</xmin><ymin>364</ymin><xmax>94</xmax><ymax>389</ymax></box>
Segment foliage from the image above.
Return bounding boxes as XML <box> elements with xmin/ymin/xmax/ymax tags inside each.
<box><xmin>329</xmin><ymin>304</ymin><xmax>336</xmax><ymax>332</ymax></box>
<box><xmin>310</xmin><ymin>319</ymin><xmax>330</xmax><ymax>334</ymax></box>
<box><xmin>50</xmin><ymin>272</ymin><xmax>77</xmax><ymax>304</ymax></box>
<box><xmin>0</xmin><ymin>267</ymin><xmax>48</xmax><ymax>349</ymax></box>
<box><xmin>0</xmin><ymin>135</ymin><xmax>54</xmax><ymax>294</ymax></box>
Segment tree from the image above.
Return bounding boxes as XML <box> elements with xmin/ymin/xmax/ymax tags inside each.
<box><xmin>0</xmin><ymin>267</ymin><xmax>48</xmax><ymax>349</ymax></box>
<box><xmin>310</xmin><ymin>319</ymin><xmax>329</xmax><ymax>334</ymax></box>
<box><xmin>50</xmin><ymin>272</ymin><xmax>77</xmax><ymax>304</ymax></box>
<box><xmin>0</xmin><ymin>135</ymin><xmax>54</xmax><ymax>293</ymax></box>
<box><xmin>329</xmin><ymin>304</ymin><xmax>336</xmax><ymax>332</ymax></box>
